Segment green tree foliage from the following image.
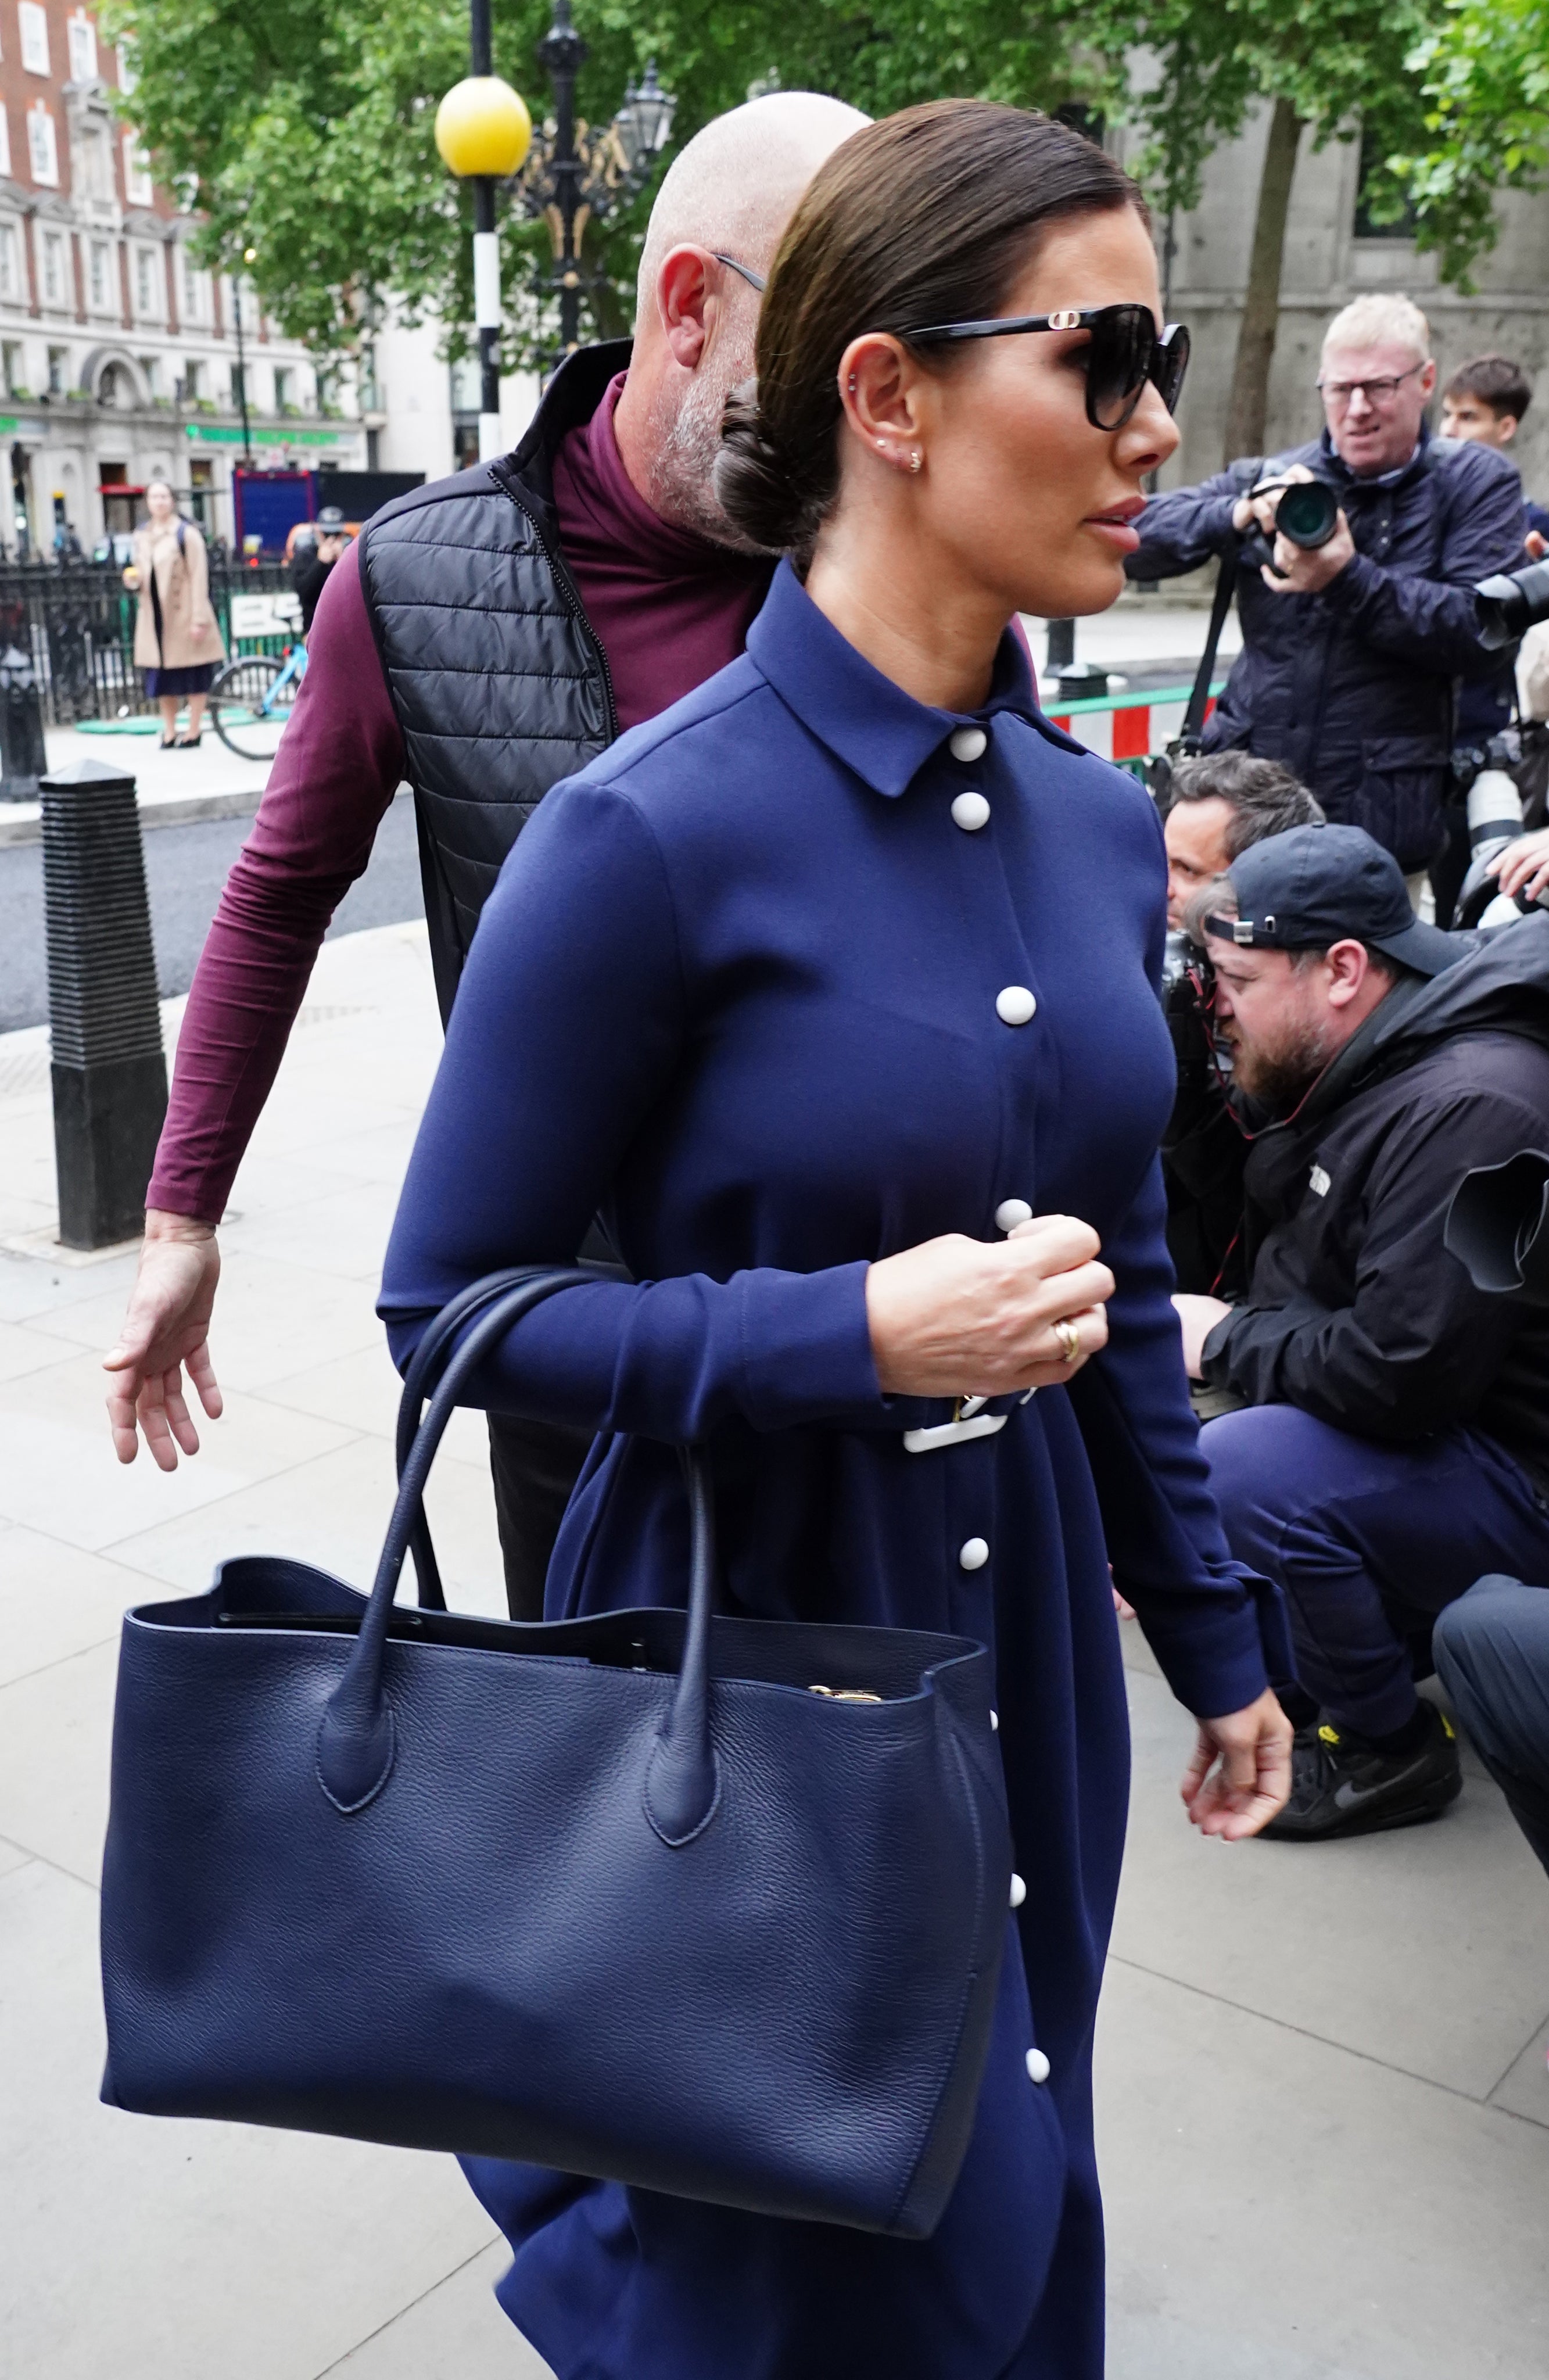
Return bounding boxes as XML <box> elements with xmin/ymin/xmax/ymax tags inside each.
<box><xmin>1390</xmin><ymin>0</ymin><xmax>1549</xmax><ymax>286</ymax></box>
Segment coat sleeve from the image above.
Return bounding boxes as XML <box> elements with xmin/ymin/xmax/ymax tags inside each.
<box><xmin>1200</xmin><ymin>1085</ymin><xmax>1544</xmax><ymax>1435</ymax></box>
<box><xmin>377</xmin><ymin>777</ymin><xmax>888</xmax><ymax>1441</ymax></box>
<box><xmin>1321</xmin><ymin>451</ymin><xmax>1527</xmax><ymax>680</ymax></box>
<box><xmin>1127</xmin><ymin>463</ymin><xmax>1253</xmax><ymax>582</ymax></box>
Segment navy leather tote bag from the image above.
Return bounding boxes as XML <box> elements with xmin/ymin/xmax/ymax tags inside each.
<box><xmin>99</xmin><ymin>1266</ymin><xmax>1012</xmax><ymax>2239</ymax></box>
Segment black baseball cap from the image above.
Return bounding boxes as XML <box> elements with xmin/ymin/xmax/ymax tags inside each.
<box><xmin>1204</xmin><ymin>822</ymin><xmax>1464</xmax><ymax>977</ymax></box>
<box><xmin>316</xmin><ymin>504</ymin><xmax>347</xmax><ymax>530</ymax></box>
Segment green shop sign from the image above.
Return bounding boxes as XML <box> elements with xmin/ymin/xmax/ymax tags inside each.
<box><xmin>185</xmin><ymin>423</ymin><xmax>351</xmax><ymax>447</ymax></box>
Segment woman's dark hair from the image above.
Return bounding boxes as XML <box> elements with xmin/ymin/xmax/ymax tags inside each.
<box><xmin>715</xmin><ymin>99</ymin><xmax>1146</xmax><ymax>556</ymax></box>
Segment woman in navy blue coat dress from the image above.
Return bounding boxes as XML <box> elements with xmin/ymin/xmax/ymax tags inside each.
<box><xmin>380</xmin><ymin>101</ymin><xmax>1292</xmax><ymax>2380</ymax></box>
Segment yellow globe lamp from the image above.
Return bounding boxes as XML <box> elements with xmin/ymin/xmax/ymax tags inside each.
<box><xmin>435</xmin><ymin>76</ymin><xmax>533</xmax><ymax>180</ymax></box>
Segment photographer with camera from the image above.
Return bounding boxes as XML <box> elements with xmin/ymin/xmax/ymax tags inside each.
<box><xmin>1160</xmin><ymin>753</ymin><xmax>1324</xmax><ymax>1295</ymax></box>
<box><xmin>1130</xmin><ymin>296</ymin><xmax>1525</xmax><ymax>893</ymax></box>
<box><xmin>1171</xmin><ymin>823</ymin><xmax>1549</xmax><ymax>1839</ymax></box>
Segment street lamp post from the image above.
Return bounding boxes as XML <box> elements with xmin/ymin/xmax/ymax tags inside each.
<box><xmin>517</xmin><ymin>8</ymin><xmax>675</xmax><ymax>361</ymax></box>
<box><xmin>232</xmin><ymin>244</ymin><xmax>255</xmax><ymax>465</ymax></box>
<box><xmin>435</xmin><ymin>15</ymin><xmax>533</xmax><ymax>461</ymax></box>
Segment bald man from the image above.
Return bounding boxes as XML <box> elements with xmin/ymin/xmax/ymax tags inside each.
<box><xmin>105</xmin><ymin>92</ymin><xmax>869</xmax><ymax>1616</ymax></box>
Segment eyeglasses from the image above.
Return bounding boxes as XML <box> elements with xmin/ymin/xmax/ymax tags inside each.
<box><xmin>1318</xmin><ymin>363</ymin><xmax>1426</xmax><ymax>408</ymax></box>
<box><xmin>714</xmin><ymin>253</ymin><xmax>766</xmax><ymax>293</ymax></box>
<box><xmin>901</xmin><ymin>303</ymin><xmax>1191</xmax><ymax>430</ymax></box>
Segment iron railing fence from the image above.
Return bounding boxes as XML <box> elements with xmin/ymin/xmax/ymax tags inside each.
<box><xmin>0</xmin><ymin>558</ymin><xmax>296</xmax><ymax>727</ymax></box>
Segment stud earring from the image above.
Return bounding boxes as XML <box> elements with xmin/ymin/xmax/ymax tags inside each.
<box><xmin>910</xmin><ymin>450</ymin><xmax>923</xmax><ymax>473</ymax></box>
<box><xmin>876</xmin><ymin>437</ymin><xmax>887</xmax><ymax>450</ymax></box>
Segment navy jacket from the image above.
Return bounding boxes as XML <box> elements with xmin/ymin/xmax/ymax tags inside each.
<box><xmin>1130</xmin><ymin>428</ymin><xmax>1525</xmax><ymax>870</ymax></box>
<box><xmin>380</xmin><ymin>561</ymin><xmax>1280</xmax><ymax>2380</ymax></box>
<box><xmin>1202</xmin><ymin>914</ymin><xmax>1549</xmax><ymax>1486</ymax></box>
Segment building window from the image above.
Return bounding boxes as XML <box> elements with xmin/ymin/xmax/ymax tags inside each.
<box><xmin>19</xmin><ymin>2</ymin><xmax>49</xmax><ymax>74</ymax></box>
<box><xmin>179</xmin><ymin>248</ymin><xmax>205</xmax><ymax>322</ymax></box>
<box><xmin>40</xmin><ymin>231</ymin><xmax>66</xmax><ymax>307</ymax></box>
<box><xmin>123</xmin><ymin>134</ymin><xmax>152</xmax><ymax>207</ymax></box>
<box><xmin>182</xmin><ymin>359</ymin><xmax>201</xmax><ymax>401</ymax></box>
<box><xmin>0</xmin><ymin>221</ymin><xmax>19</xmax><ymax>303</ymax></box>
<box><xmin>0</xmin><ymin>106</ymin><xmax>10</xmax><ymax>180</ymax></box>
<box><xmin>88</xmin><ymin>239</ymin><xmax>110</xmax><ymax>310</ymax></box>
<box><xmin>2</xmin><ymin>340</ymin><xmax>23</xmax><ymax>397</ymax></box>
<box><xmin>66</xmin><ymin>10</ymin><xmax>96</xmax><ymax>81</ymax></box>
<box><xmin>134</xmin><ymin>246</ymin><xmax>156</xmax><ymax>316</ymax></box>
<box><xmin>139</xmin><ymin>353</ymin><xmax>159</xmax><ymax>398</ymax></box>
<box><xmin>272</xmin><ymin>366</ymin><xmax>291</xmax><ymax>413</ymax></box>
<box><xmin>27</xmin><ymin>102</ymin><xmax>58</xmax><ymax>186</ymax></box>
<box><xmin>46</xmin><ymin>344</ymin><xmax>66</xmax><ymax>395</ymax></box>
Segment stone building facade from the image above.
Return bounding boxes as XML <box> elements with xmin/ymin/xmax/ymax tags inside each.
<box><xmin>0</xmin><ymin>0</ymin><xmax>366</xmax><ymax>555</ymax></box>
<box><xmin>1134</xmin><ymin>104</ymin><xmax>1549</xmax><ymax>501</ymax></box>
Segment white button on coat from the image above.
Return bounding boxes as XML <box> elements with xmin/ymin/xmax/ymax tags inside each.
<box><xmin>958</xmin><ymin>1537</ymin><xmax>989</xmax><ymax>1572</ymax></box>
<box><xmin>949</xmin><ymin>726</ymin><xmax>988</xmax><ymax>762</ymax></box>
<box><xmin>1009</xmin><ymin>1872</ymin><xmax>1027</xmax><ymax>1909</ymax></box>
<box><xmin>1026</xmin><ymin>2046</ymin><xmax>1050</xmax><ymax>2085</ymax></box>
<box><xmin>995</xmin><ymin>1198</ymin><xmax>1032</xmax><ymax>1232</ymax></box>
<box><xmin>951</xmin><ymin>790</ymin><xmax>991</xmax><ymax>833</ymax></box>
<box><xmin>996</xmin><ymin>986</ymin><xmax>1037</xmax><ymax>1026</ymax></box>
<box><xmin>989</xmin><ymin>1709</ymin><xmax>999</xmax><ymax>1731</ymax></box>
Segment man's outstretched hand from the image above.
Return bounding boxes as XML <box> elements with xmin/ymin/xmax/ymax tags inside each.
<box><xmin>1181</xmin><ymin>1689</ymin><xmax>1293</xmax><ymax>1840</ymax></box>
<box><xmin>103</xmin><ymin>1211</ymin><xmax>223</xmax><ymax>1469</ymax></box>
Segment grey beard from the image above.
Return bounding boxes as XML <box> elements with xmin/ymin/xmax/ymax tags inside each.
<box><xmin>643</xmin><ymin>367</ymin><xmax>771</xmax><ymax>555</ymax></box>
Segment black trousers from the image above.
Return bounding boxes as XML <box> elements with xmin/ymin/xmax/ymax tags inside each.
<box><xmin>486</xmin><ymin>1410</ymin><xmax>594</xmax><ymax>1623</ymax></box>
<box><xmin>1433</xmin><ymin>1575</ymin><xmax>1549</xmax><ymax>1878</ymax></box>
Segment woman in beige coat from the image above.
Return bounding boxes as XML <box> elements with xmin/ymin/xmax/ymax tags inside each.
<box><xmin>126</xmin><ymin>479</ymin><xmax>225</xmax><ymax>746</ymax></box>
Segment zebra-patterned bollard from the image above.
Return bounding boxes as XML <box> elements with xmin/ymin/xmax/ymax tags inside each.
<box><xmin>40</xmin><ymin>757</ymin><xmax>167</xmax><ymax>1249</ymax></box>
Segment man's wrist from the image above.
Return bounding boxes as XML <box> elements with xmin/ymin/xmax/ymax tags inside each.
<box><xmin>144</xmin><ymin>1207</ymin><xmax>217</xmax><ymax>1245</ymax></box>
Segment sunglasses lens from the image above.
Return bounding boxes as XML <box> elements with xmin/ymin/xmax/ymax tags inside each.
<box><xmin>1153</xmin><ymin>324</ymin><xmax>1191</xmax><ymax>415</ymax></box>
<box><xmin>1087</xmin><ymin>306</ymin><xmax>1153</xmax><ymax>430</ymax></box>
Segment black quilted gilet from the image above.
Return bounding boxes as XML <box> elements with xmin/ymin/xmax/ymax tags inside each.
<box><xmin>358</xmin><ymin>343</ymin><xmax>627</xmax><ymax>1020</ymax></box>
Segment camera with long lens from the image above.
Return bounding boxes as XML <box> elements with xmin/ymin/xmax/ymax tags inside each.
<box><xmin>1240</xmin><ymin>476</ymin><xmax>1341</xmax><ymax>576</ymax></box>
<box><xmin>1446</xmin><ymin>1150</ymin><xmax>1549</xmax><ymax>1295</ymax></box>
<box><xmin>1473</xmin><ymin>558</ymin><xmax>1549</xmax><ymax>651</ymax></box>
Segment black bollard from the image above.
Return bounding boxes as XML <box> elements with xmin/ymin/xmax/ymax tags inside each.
<box><xmin>0</xmin><ymin>644</ymin><xmax>49</xmax><ymax>801</ymax></box>
<box><xmin>40</xmin><ymin>757</ymin><xmax>167</xmax><ymax>1249</ymax></box>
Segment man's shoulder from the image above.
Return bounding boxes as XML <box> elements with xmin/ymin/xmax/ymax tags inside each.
<box><xmin>1426</xmin><ymin>433</ymin><xmax>1522</xmax><ymax>499</ymax></box>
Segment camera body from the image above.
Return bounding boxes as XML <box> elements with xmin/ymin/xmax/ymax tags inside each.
<box><xmin>1240</xmin><ymin>476</ymin><xmax>1342</xmax><ymax>576</ymax></box>
<box><xmin>1474</xmin><ymin>557</ymin><xmax>1549</xmax><ymax>651</ymax></box>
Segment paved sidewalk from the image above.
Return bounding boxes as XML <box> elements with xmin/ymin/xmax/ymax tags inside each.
<box><xmin>1</xmin><ymin>920</ymin><xmax>1547</xmax><ymax>2379</ymax></box>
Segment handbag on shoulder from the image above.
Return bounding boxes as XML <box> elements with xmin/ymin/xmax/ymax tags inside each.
<box><xmin>99</xmin><ymin>1266</ymin><xmax>1011</xmax><ymax>2239</ymax></box>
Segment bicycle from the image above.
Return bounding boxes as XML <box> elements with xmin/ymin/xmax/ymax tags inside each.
<box><xmin>209</xmin><ymin>638</ymin><xmax>309</xmax><ymax>761</ymax></box>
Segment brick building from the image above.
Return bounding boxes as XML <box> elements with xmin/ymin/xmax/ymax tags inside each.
<box><xmin>0</xmin><ymin>0</ymin><xmax>367</xmax><ymax>555</ymax></box>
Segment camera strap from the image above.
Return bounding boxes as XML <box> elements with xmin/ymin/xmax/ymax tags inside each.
<box><xmin>1178</xmin><ymin>538</ymin><xmax>1240</xmax><ymax>753</ymax></box>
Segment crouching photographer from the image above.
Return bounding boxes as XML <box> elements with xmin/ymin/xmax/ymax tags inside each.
<box><xmin>1160</xmin><ymin>754</ymin><xmax>1324</xmax><ymax>1296</ymax></box>
<box><xmin>1171</xmin><ymin>823</ymin><xmax>1549</xmax><ymax>1839</ymax></box>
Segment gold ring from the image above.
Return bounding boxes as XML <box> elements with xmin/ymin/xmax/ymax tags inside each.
<box><xmin>1053</xmin><ymin>1318</ymin><xmax>1081</xmax><ymax>1366</ymax></box>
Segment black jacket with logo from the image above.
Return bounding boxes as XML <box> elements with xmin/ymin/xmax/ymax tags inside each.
<box><xmin>1200</xmin><ymin>915</ymin><xmax>1549</xmax><ymax>1486</ymax></box>
<box><xmin>1130</xmin><ymin>426</ymin><xmax>1525</xmax><ymax>872</ymax></box>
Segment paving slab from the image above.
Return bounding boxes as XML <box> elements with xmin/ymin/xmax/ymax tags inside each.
<box><xmin>1486</xmin><ymin>2014</ymin><xmax>1549</xmax><ymax>2129</ymax></box>
<box><xmin>1114</xmin><ymin>1666</ymin><xmax>1549</xmax><ymax>2102</ymax></box>
<box><xmin>0</xmin><ymin>1858</ymin><xmax>497</xmax><ymax>2380</ymax></box>
<box><xmin>0</xmin><ymin>1522</ymin><xmax>169</xmax><ymax>1686</ymax></box>
<box><xmin>1099</xmin><ymin>1958</ymin><xmax>1549</xmax><ymax>2380</ymax></box>
<box><xmin>320</xmin><ymin>2243</ymin><xmax>553</xmax><ymax>2380</ymax></box>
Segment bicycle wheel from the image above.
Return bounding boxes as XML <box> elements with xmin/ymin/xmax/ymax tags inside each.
<box><xmin>209</xmin><ymin>654</ymin><xmax>299</xmax><ymax>761</ymax></box>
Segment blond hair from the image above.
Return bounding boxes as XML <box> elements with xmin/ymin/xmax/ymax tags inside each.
<box><xmin>1322</xmin><ymin>293</ymin><xmax>1431</xmax><ymax>364</ymax></box>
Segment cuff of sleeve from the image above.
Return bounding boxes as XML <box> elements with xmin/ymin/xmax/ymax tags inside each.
<box><xmin>1199</xmin><ymin>1306</ymin><xmax>1241</xmax><ymax>1387</ymax></box>
<box><xmin>1145</xmin><ymin>1592</ymin><xmax>1275</xmax><ymax>1720</ymax></box>
<box><xmin>736</xmin><ymin>1260</ymin><xmax>887</xmax><ymax>1432</ymax></box>
<box><xmin>145</xmin><ymin>1165</ymin><xmax>226</xmax><ymax>1226</ymax></box>
<box><xmin>1320</xmin><ymin>549</ymin><xmax>1381</xmax><ymax>614</ymax></box>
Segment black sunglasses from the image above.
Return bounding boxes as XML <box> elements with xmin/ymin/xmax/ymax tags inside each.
<box><xmin>902</xmin><ymin>303</ymin><xmax>1190</xmax><ymax>431</ymax></box>
<box><xmin>713</xmin><ymin>253</ymin><xmax>766</xmax><ymax>292</ymax></box>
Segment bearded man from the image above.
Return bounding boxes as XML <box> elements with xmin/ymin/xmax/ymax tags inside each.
<box><xmin>101</xmin><ymin>91</ymin><xmax>869</xmax><ymax>1618</ymax></box>
<box><xmin>1173</xmin><ymin>822</ymin><xmax>1549</xmax><ymax>1838</ymax></box>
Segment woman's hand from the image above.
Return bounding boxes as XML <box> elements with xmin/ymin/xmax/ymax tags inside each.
<box><xmin>865</xmin><ymin>1214</ymin><xmax>1114</xmax><ymax>1399</ymax></box>
<box><xmin>1488</xmin><ymin>825</ymin><xmax>1549</xmax><ymax>905</ymax></box>
<box><xmin>1180</xmin><ymin>1688</ymin><xmax>1293</xmax><ymax>1839</ymax></box>
<box><xmin>103</xmin><ymin>1212</ymin><xmax>223</xmax><ymax>1468</ymax></box>
<box><xmin>121</xmin><ymin>565</ymin><xmax>139</xmax><ymax>591</ymax></box>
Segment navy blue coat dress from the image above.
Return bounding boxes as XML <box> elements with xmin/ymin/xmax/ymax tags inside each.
<box><xmin>379</xmin><ymin>560</ymin><xmax>1284</xmax><ymax>2380</ymax></box>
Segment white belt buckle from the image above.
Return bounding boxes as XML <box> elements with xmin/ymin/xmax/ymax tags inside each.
<box><xmin>903</xmin><ymin>1396</ymin><xmax>1011</xmax><ymax>1455</ymax></box>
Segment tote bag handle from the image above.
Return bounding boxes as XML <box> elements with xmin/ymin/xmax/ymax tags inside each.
<box><xmin>318</xmin><ymin>1267</ymin><xmax>718</xmax><ymax>1847</ymax></box>
<box><xmin>393</xmin><ymin>1260</ymin><xmax>629</xmax><ymax>1611</ymax></box>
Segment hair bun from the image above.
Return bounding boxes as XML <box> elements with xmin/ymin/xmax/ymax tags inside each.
<box><xmin>715</xmin><ymin>378</ymin><xmax>816</xmax><ymax>555</ymax></box>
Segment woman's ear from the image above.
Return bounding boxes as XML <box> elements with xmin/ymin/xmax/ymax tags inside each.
<box><xmin>838</xmin><ymin>334</ymin><xmax>927</xmax><ymax>474</ymax></box>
